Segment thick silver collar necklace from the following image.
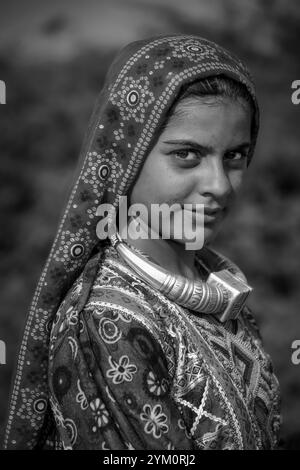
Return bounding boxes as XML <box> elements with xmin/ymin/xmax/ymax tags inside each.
<box><xmin>109</xmin><ymin>232</ymin><xmax>252</xmax><ymax>323</ymax></box>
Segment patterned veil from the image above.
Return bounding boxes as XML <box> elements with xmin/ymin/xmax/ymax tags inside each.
<box><xmin>4</xmin><ymin>34</ymin><xmax>259</xmax><ymax>449</ymax></box>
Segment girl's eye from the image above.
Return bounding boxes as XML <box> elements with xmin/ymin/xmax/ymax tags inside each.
<box><xmin>225</xmin><ymin>151</ymin><xmax>247</xmax><ymax>161</ymax></box>
<box><xmin>171</xmin><ymin>149</ymin><xmax>201</xmax><ymax>161</ymax></box>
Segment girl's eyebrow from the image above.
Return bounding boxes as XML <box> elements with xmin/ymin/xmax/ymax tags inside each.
<box><xmin>162</xmin><ymin>139</ymin><xmax>251</xmax><ymax>153</ymax></box>
<box><xmin>162</xmin><ymin>139</ymin><xmax>214</xmax><ymax>154</ymax></box>
<box><xmin>227</xmin><ymin>142</ymin><xmax>251</xmax><ymax>152</ymax></box>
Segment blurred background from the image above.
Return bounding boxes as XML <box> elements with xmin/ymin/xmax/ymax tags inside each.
<box><xmin>0</xmin><ymin>0</ymin><xmax>299</xmax><ymax>449</ymax></box>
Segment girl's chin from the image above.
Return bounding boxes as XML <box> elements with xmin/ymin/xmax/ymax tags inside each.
<box><xmin>167</xmin><ymin>226</ymin><xmax>219</xmax><ymax>250</ymax></box>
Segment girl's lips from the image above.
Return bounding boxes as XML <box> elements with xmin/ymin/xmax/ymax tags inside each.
<box><xmin>204</xmin><ymin>208</ymin><xmax>223</xmax><ymax>215</ymax></box>
<box><xmin>181</xmin><ymin>204</ymin><xmax>225</xmax><ymax>215</ymax></box>
<box><xmin>180</xmin><ymin>206</ymin><xmax>226</xmax><ymax>228</ymax></box>
<box><xmin>203</xmin><ymin>212</ymin><xmax>221</xmax><ymax>224</ymax></box>
<box><xmin>183</xmin><ymin>208</ymin><xmax>224</xmax><ymax>226</ymax></box>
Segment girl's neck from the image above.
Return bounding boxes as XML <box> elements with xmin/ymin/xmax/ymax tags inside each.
<box><xmin>121</xmin><ymin>217</ymin><xmax>199</xmax><ymax>280</ymax></box>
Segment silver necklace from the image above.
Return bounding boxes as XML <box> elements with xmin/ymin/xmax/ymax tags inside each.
<box><xmin>109</xmin><ymin>232</ymin><xmax>252</xmax><ymax>322</ymax></box>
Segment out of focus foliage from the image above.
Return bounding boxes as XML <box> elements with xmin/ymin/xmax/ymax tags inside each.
<box><xmin>0</xmin><ymin>0</ymin><xmax>300</xmax><ymax>448</ymax></box>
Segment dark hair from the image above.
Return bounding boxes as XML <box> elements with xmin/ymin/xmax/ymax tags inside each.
<box><xmin>161</xmin><ymin>75</ymin><xmax>255</xmax><ymax>133</ymax></box>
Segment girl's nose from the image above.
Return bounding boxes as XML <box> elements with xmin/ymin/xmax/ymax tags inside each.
<box><xmin>197</xmin><ymin>157</ymin><xmax>232</xmax><ymax>202</ymax></box>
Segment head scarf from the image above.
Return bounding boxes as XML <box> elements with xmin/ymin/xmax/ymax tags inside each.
<box><xmin>4</xmin><ymin>34</ymin><xmax>259</xmax><ymax>449</ymax></box>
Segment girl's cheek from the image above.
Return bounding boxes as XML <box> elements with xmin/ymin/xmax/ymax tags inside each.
<box><xmin>229</xmin><ymin>171</ymin><xmax>245</xmax><ymax>193</ymax></box>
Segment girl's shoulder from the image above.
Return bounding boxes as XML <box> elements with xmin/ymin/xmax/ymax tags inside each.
<box><xmin>240</xmin><ymin>304</ymin><xmax>263</xmax><ymax>343</ymax></box>
<box><xmin>81</xmin><ymin>245</ymin><xmax>172</xmax><ymax>348</ymax></box>
<box><xmin>86</xmin><ymin>245</ymin><xmax>160</xmax><ymax>314</ymax></box>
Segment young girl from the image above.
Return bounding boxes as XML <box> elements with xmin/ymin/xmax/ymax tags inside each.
<box><xmin>4</xmin><ymin>34</ymin><xmax>281</xmax><ymax>450</ymax></box>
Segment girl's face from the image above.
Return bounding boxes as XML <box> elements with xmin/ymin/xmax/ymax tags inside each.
<box><xmin>129</xmin><ymin>96</ymin><xmax>252</xmax><ymax>247</ymax></box>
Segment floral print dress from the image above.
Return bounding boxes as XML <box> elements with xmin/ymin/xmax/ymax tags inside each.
<box><xmin>48</xmin><ymin>244</ymin><xmax>281</xmax><ymax>450</ymax></box>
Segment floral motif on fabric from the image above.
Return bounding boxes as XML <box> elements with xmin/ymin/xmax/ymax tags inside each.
<box><xmin>106</xmin><ymin>355</ymin><xmax>137</xmax><ymax>384</ymax></box>
<box><xmin>53</xmin><ymin>228</ymin><xmax>92</xmax><ymax>270</ymax></box>
<box><xmin>109</xmin><ymin>76</ymin><xmax>155</xmax><ymax>123</ymax></box>
<box><xmin>140</xmin><ymin>404</ymin><xmax>169</xmax><ymax>439</ymax></box>
<box><xmin>89</xmin><ymin>398</ymin><xmax>110</xmax><ymax>432</ymax></box>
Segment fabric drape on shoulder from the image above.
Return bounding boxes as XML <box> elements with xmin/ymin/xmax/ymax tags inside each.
<box><xmin>48</xmin><ymin>263</ymin><xmax>195</xmax><ymax>449</ymax></box>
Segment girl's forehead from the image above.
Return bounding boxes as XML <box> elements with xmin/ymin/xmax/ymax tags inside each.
<box><xmin>162</xmin><ymin>98</ymin><xmax>252</xmax><ymax>135</ymax></box>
